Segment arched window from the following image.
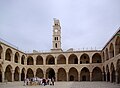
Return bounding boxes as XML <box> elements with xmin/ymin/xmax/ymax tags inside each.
<box><xmin>27</xmin><ymin>56</ymin><xmax>34</xmax><ymax>65</ymax></box>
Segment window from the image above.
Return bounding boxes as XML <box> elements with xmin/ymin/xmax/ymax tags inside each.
<box><xmin>55</xmin><ymin>43</ymin><xmax>57</xmax><ymax>48</ymax></box>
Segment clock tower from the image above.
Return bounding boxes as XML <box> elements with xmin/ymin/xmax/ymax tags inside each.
<box><xmin>51</xmin><ymin>18</ymin><xmax>62</xmax><ymax>52</ymax></box>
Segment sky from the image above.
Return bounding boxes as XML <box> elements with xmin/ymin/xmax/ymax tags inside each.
<box><xmin>0</xmin><ymin>0</ymin><xmax>120</xmax><ymax>52</ymax></box>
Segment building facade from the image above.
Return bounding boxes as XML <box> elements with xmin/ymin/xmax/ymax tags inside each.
<box><xmin>0</xmin><ymin>19</ymin><xmax>120</xmax><ymax>84</ymax></box>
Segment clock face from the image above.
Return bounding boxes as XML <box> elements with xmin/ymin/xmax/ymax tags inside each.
<box><xmin>55</xmin><ymin>29</ymin><xmax>58</xmax><ymax>33</ymax></box>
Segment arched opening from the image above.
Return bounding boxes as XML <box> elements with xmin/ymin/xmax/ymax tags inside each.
<box><xmin>21</xmin><ymin>55</ymin><xmax>25</xmax><ymax>65</ymax></box>
<box><xmin>5</xmin><ymin>65</ymin><xmax>12</xmax><ymax>82</ymax></box>
<box><xmin>92</xmin><ymin>67</ymin><xmax>102</xmax><ymax>81</ymax></box>
<box><xmin>27</xmin><ymin>56</ymin><xmax>34</xmax><ymax>65</ymax></box>
<box><xmin>14</xmin><ymin>66</ymin><xmax>20</xmax><ymax>81</ymax></box>
<box><xmin>26</xmin><ymin>68</ymin><xmax>34</xmax><ymax>79</ymax></box>
<box><xmin>103</xmin><ymin>66</ymin><xmax>106</xmax><ymax>81</ymax></box>
<box><xmin>14</xmin><ymin>52</ymin><xmax>19</xmax><ymax>63</ymax></box>
<box><xmin>57</xmin><ymin>54</ymin><xmax>66</xmax><ymax>64</ymax></box>
<box><xmin>109</xmin><ymin>43</ymin><xmax>114</xmax><ymax>58</ymax></box>
<box><xmin>0</xmin><ymin>64</ymin><xmax>2</xmax><ymax>82</ymax></box>
<box><xmin>36</xmin><ymin>56</ymin><xmax>43</xmax><ymax>65</ymax></box>
<box><xmin>92</xmin><ymin>53</ymin><xmax>102</xmax><ymax>63</ymax></box>
<box><xmin>102</xmin><ymin>52</ymin><xmax>105</xmax><ymax>62</ymax></box>
<box><xmin>57</xmin><ymin>68</ymin><xmax>67</xmax><ymax>81</ymax></box>
<box><xmin>21</xmin><ymin>68</ymin><xmax>25</xmax><ymax>81</ymax></box>
<box><xmin>80</xmin><ymin>54</ymin><xmax>90</xmax><ymax>64</ymax></box>
<box><xmin>115</xmin><ymin>36</ymin><xmax>120</xmax><ymax>55</ymax></box>
<box><xmin>106</xmin><ymin>65</ymin><xmax>110</xmax><ymax>82</ymax></box>
<box><xmin>105</xmin><ymin>48</ymin><xmax>109</xmax><ymax>60</ymax></box>
<box><xmin>46</xmin><ymin>68</ymin><xmax>55</xmax><ymax>79</ymax></box>
<box><xmin>46</xmin><ymin>55</ymin><xmax>55</xmax><ymax>65</ymax></box>
<box><xmin>110</xmin><ymin>63</ymin><xmax>115</xmax><ymax>83</ymax></box>
<box><xmin>36</xmin><ymin>68</ymin><xmax>43</xmax><ymax>78</ymax></box>
<box><xmin>116</xmin><ymin>59</ymin><xmax>120</xmax><ymax>84</ymax></box>
<box><xmin>68</xmin><ymin>67</ymin><xmax>78</xmax><ymax>81</ymax></box>
<box><xmin>5</xmin><ymin>48</ymin><xmax>12</xmax><ymax>61</ymax></box>
<box><xmin>80</xmin><ymin>67</ymin><xmax>90</xmax><ymax>81</ymax></box>
<box><xmin>0</xmin><ymin>45</ymin><xmax>3</xmax><ymax>59</ymax></box>
<box><xmin>68</xmin><ymin>54</ymin><xmax>78</xmax><ymax>64</ymax></box>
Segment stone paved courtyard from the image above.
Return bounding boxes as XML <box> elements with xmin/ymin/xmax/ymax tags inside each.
<box><xmin>0</xmin><ymin>82</ymin><xmax>120</xmax><ymax>88</ymax></box>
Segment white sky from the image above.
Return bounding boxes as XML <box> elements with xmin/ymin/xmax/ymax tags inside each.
<box><xmin>0</xmin><ymin>0</ymin><xmax>120</xmax><ymax>52</ymax></box>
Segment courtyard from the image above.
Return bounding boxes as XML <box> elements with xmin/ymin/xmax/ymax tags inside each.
<box><xmin>0</xmin><ymin>82</ymin><xmax>120</xmax><ymax>88</ymax></box>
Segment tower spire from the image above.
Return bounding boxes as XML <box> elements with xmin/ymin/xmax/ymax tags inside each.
<box><xmin>51</xmin><ymin>18</ymin><xmax>62</xmax><ymax>52</ymax></box>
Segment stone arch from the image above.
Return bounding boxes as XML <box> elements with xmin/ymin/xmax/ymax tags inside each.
<box><xmin>109</xmin><ymin>43</ymin><xmax>114</xmax><ymax>58</ymax></box>
<box><xmin>115</xmin><ymin>36</ymin><xmax>120</xmax><ymax>55</ymax></box>
<box><xmin>0</xmin><ymin>45</ymin><xmax>3</xmax><ymax>59</ymax></box>
<box><xmin>68</xmin><ymin>67</ymin><xmax>78</xmax><ymax>81</ymax></box>
<box><xmin>46</xmin><ymin>68</ymin><xmax>55</xmax><ymax>79</ymax></box>
<box><xmin>57</xmin><ymin>68</ymin><xmax>67</xmax><ymax>81</ymax></box>
<box><xmin>46</xmin><ymin>55</ymin><xmax>55</xmax><ymax>65</ymax></box>
<box><xmin>26</xmin><ymin>68</ymin><xmax>34</xmax><ymax>78</ymax></box>
<box><xmin>14</xmin><ymin>66</ymin><xmax>20</xmax><ymax>81</ymax></box>
<box><xmin>80</xmin><ymin>67</ymin><xmax>90</xmax><ymax>81</ymax></box>
<box><xmin>14</xmin><ymin>52</ymin><xmax>20</xmax><ymax>63</ymax></box>
<box><xmin>106</xmin><ymin>65</ymin><xmax>110</xmax><ymax>82</ymax></box>
<box><xmin>5</xmin><ymin>65</ymin><xmax>12</xmax><ymax>82</ymax></box>
<box><xmin>21</xmin><ymin>68</ymin><xmax>25</xmax><ymax>81</ymax></box>
<box><xmin>36</xmin><ymin>68</ymin><xmax>44</xmax><ymax>78</ymax></box>
<box><xmin>36</xmin><ymin>56</ymin><xmax>43</xmax><ymax>65</ymax></box>
<box><xmin>21</xmin><ymin>55</ymin><xmax>25</xmax><ymax>65</ymax></box>
<box><xmin>103</xmin><ymin>66</ymin><xmax>106</xmax><ymax>81</ymax></box>
<box><xmin>80</xmin><ymin>53</ymin><xmax>90</xmax><ymax>64</ymax></box>
<box><xmin>5</xmin><ymin>48</ymin><xmax>12</xmax><ymax>61</ymax></box>
<box><xmin>0</xmin><ymin>64</ymin><xmax>2</xmax><ymax>82</ymax></box>
<box><xmin>27</xmin><ymin>56</ymin><xmax>34</xmax><ymax>65</ymax></box>
<box><xmin>110</xmin><ymin>63</ymin><xmax>115</xmax><ymax>82</ymax></box>
<box><xmin>92</xmin><ymin>53</ymin><xmax>102</xmax><ymax>63</ymax></box>
<box><xmin>116</xmin><ymin>59</ymin><xmax>120</xmax><ymax>83</ymax></box>
<box><xmin>92</xmin><ymin>67</ymin><xmax>102</xmax><ymax>81</ymax></box>
<box><xmin>57</xmin><ymin>54</ymin><xmax>66</xmax><ymax>64</ymax></box>
<box><xmin>105</xmin><ymin>48</ymin><xmax>109</xmax><ymax>60</ymax></box>
<box><xmin>68</xmin><ymin>54</ymin><xmax>78</xmax><ymax>64</ymax></box>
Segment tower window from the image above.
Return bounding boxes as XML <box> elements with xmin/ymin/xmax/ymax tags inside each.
<box><xmin>55</xmin><ymin>37</ymin><xmax>56</xmax><ymax>40</ymax></box>
<box><xmin>55</xmin><ymin>43</ymin><xmax>57</xmax><ymax>48</ymax></box>
<box><xmin>57</xmin><ymin>37</ymin><xmax>58</xmax><ymax>40</ymax></box>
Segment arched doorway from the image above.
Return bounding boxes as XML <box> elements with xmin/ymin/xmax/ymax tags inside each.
<box><xmin>106</xmin><ymin>65</ymin><xmax>110</xmax><ymax>82</ymax></box>
<box><xmin>80</xmin><ymin>54</ymin><xmax>90</xmax><ymax>64</ymax></box>
<box><xmin>26</xmin><ymin>68</ymin><xmax>34</xmax><ymax>78</ymax></box>
<box><xmin>5</xmin><ymin>48</ymin><xmax>12</xmax><ymax>61</ymax></box>
<box><xmin>110</xmin><ymin>63</ymin><xmax>115</xmax><ymax>83</ymax></box>
<box><xmin>0</xmin><ymin>64</ymin><xmax>2</xmax><ymax>82</ymax></box>
<box><xmin>21</xmin><ymin>55</ymin><xmax>25</xmax><ymax>65</ymax></box>
<box><xmin>21</xmin><ymin>68</ymin><xmax>25</xmax><ymax>81</ymax></box>
<box><xmin>27</xmin><ymin>56</ymin><xmax>34</xmax><ymax>65</ymax></box>
<box><xmin>5</xmin><ymin>65</ymin><xmax>12</xmax><ymax>82</ymax></box>
<box><xmin>36</xmin><ymin>68</ymin><xmax>44</xmax><ymax>78</ymax></box>
<box><xmin>36</xmin><ymin>56</ymin><xmax>43</xmax><ymax>65</ymax></box>
<box><xmin>109</xmin><ymin>43</ymin><xmax>114</xmax><ymax>58</ymax></box>
<box><xmin>14</xmin><ymin>52</ymin><xmax>20</xmax><ymax>63</ymax></box>
<box><xmin>68</xmin><ymin>67</ymin><xmax>78</xmax><ymax>81</ymax></box>
<box><xmin>80</xmin><ymin>67</ymin><xmax>90</xmax><ymax>81</ymax></box>
<box><xmin>68</xmin><ymin>54</ymin><xmax>78</xmax><ymax>64</ymax></box>
<box><xmin>0</xmin><ymin>45</ymin><xmax>3</xmax><ymax>59</ymax></box>
<box><xmin>92</xmin><ymin>53</ymin><xmax>102</xmax><ymax>63</ymax></box>
<box><xmin>105</xmin><ymin>48</ymin><xmax>109</xmax><ymax>60</ymax></box>
<box><xmin>92</xmin><ymin>67</ymin><xmax>102</xmax><ymax>81</ymax></box>
<box><xmin>14</xmin><ymin>66</ymin><xmax>20</xmax><ymax>81</ymax></box>
<box><xmin>116</xmin><ymin>59</ymin><xmax>120</xmax><ymax>84</ymax></box>
<box><xmin>46</xmin><ymin>55</ymin><xmax>55</xmax><ymax>65</ymax></box>
<box><xmin>46</xmin><ymin>68</ymin><xmax>55</xmax><ymax>80</ymax></box>
<box><xmin>57</xmin><ymin>68</ymin><xmax>67</xmax><ymax>81</ymax></box>
<box><xmin>115</xmin><ymin>36</ymin><xmax>120</xmax><ymax>55</ymax></box>
<box><xmin>57</xmin><ymin>54</ymin><xmax>66</xmax><ymax>64</ymax></box>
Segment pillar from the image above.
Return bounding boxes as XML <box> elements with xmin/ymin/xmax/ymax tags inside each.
<box><xmin>55</xmin><ymin>72</ymin><xmax>57</xmax><ymax>81</ymax></box>
<box><xmin>110</xmin><ymin>73</ymin><xmax>112</xmax><ymax>83</ymax></box>
<box><xmin>102</xmin><ymin>73</ymin><xmax>104</xmax><ymax>81</ymax></box>
<box><xmin>12</xmin><ymin>70</ymin><xmax>14</xmax><ymax>82</ymax></box>
<box><xmin>24</xmin><ymin>72</ymin><xmax>27</xmax><ymax>79</ymax></box>
<box><xmin>90</xmin><ymin>72</ymin><xmax>92</xmax><ymax>81</ymax></box>
<box><xmin>106</xmin><ymin>72</ymin><xmax>108</xmax><ymax>82</ymax></box>
<box><xmin>78</xmin><ymin>72</ymin><xmax>80</xmax><ymax>81</ymax></box>
<box><xmin>19</xmin><ymin>72</ymin><xmax>21</xmax><ymax>81</ymax></box>
<box><xmin>55</xmin><ymin>56</ymin><xmax>57</xmax><ymax>65</ymax></box>
<box><xmin>116</xmin><ymin>72</ymin><xmax>118</xmax><ymax>84</ymax></box>
<box><xmin>66</xmin><ymin>72</ymin><xmax>69</xmax><ymax>81</ymax></box>
<box><xmin>2</xmin><ymin>71</ymin><xmax>4</xmax><ymax>82</ymax></box>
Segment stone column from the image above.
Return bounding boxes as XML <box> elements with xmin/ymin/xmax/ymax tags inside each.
<box><xmin>78</xmin><ymin>72</ymin><xmax>80</xmax><ymax>81</ymax></box>
<box><xmin>24</xmin><ymin>72</ymin><xmax>27</xmax><ymax>79</ymax></box>
<box><xmin>110</xmin><ymin>73</ymin><xmax>112</xmax><ymax>83</ymax></box>
<box><xmin>19</xmin><ymin>72</ymin><xmax>21</xmax><ymax>81</ymax></box>
<box><xmin>55</xmin><ymin>56</ymin><xmax>57</xmax><ymax>65</ymax></box>
<box><xmin>106</xmin><ymin>73</ymin><xmax>108</xmax><ymax>82</ymax></box>
<box><xmin>102</xmin><ymin>73</ymin><xmax>105</xmax><ymax>81</ymax></box>
<box><xmin>90</xmin><ymin>72</ymin><xmax>92</xmax><ymax>81</ymax></box>
<box><xmin>12</xmin><ymin>70</ymin><xmax>14</xmax><ymax>82</ymax></box>
<box><xmin>2</xmin><ymin>70</ymin><xmax>4</xmax><ymax>82</ymax></box>
<box><xmin>116</xmin><ymin>72</ymin><xmax>118</xmax><ymax>84</ymax></box>
<box><xmin>66</xmin><ymin>72</ymin><xmax>69</xmax><ymax>81</ymax></box>
<box><xmin>55</xmin><ymin>72</ymin><xmax>57</xmax><ymax>81</ymax></box>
